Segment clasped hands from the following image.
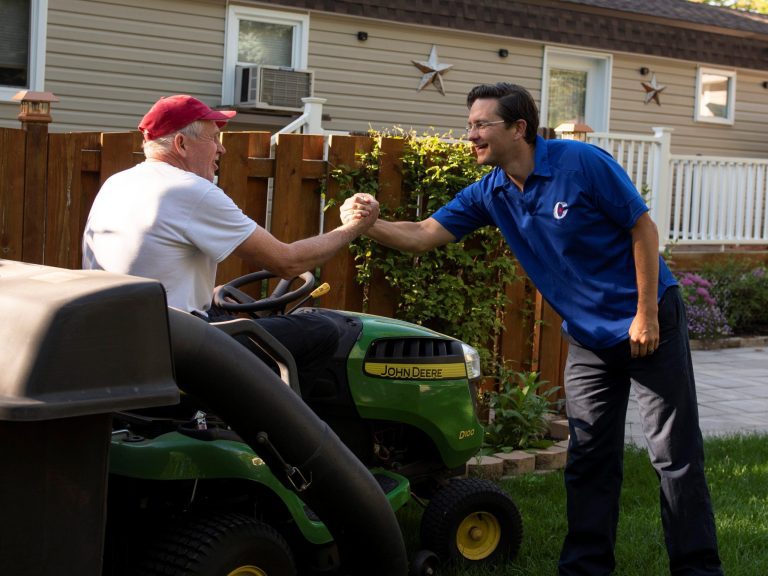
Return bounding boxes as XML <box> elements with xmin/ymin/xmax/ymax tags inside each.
<box><xmin>340</xmin><ymin>193</ymin><xmax>379</xmax><ymax>228</ymax></box>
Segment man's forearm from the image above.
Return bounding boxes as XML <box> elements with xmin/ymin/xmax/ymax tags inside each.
<box><xmin>366</xmin><ymin>217</ymin><xmax>455</xmax><ymax>254</ymax></box>
<box><xmin>631</xmin><ymin>213</ymin><xmax>660</xmax><ymax>316</ymax></box>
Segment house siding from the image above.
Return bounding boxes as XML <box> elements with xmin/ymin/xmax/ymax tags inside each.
<box><xmin>308</xmin><ymin>13</ymin><xmax>542</xmax><ymax>136</ymax></box>
<box><xmin>609</xmin><ymin>54</ymin><xmax>768</xmax><ymax>158</ymax></box>
<box><xmin>0</xmin><ymin>0</ymin><xmax>764</xmax><ymax>160</ymax></box>
<box><xmin>0</xmin><ymin>0</ymin><xmax>227</xmax><ymax>133</ymax></box>
<box><xmin>309</xmin><ymin>11</ymin><xmax>768</xmax><ymax>158</ymax></box>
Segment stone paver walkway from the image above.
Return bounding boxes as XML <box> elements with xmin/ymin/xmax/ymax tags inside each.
<box><xmin>625</xmin><ymin>345</ymin><xmax>768</xmax><ymax>446</ymax></box>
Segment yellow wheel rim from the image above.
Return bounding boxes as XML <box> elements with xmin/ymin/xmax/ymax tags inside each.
<box><xmin>227</xmin><ymin>566</ymin><xmax>268</xmax><ymax>576</ymax></box>
<box><xmin>456</xmin><ymin>511</ymin><xmax>501</xmax><ymax>560</ymax></box>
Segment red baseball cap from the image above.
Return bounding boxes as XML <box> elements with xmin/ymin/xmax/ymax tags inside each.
<box><xmin>138</xmin><ymin>95</ymin><xmax>237</xmax><ymax>141</ymax></box>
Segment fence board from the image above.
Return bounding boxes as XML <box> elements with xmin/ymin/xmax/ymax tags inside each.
<box><xmin>366</xmin><ymin>137</ymin><xmax>405</xmax><ymax>318</ymax></box>
<box><xmin>46</xmin><ymin>132</ymin><xmax>101</xmax><ymax>269</ymax></box>
<box><xmin>532</xmin><ymin>292</ymin><xmax>567</xmax><ymax>401</ymax></box>
<box><xmin>217</xmin><ymin>131</ymin><xmax>271</xmax><ymax>285</ymax></box>
<box><xmin>271</xmin><ymin>133</ymin><xmax>321</xmax><ymax>242</ymax></box>
<box><xmin>99</xmin><ymin>132</ymin><xmax>143</xmax><ymax>186</ymax></box>
<box><xmin>22</xmin><ymin>125</ymin><xmax>48</xmax><ymax>264</ymax></box>
<box><xmin>0</xmin><ymin>128</ymin><xmax>26</xmax><ymax>260</ymax></box>
<box><xmin>0</xmin><ymin>128</ymin><xmax>26</xmax><ymax>262</ymax></box>
<box><xmin>321</xmin><ymin>134</ymin><xmax>370</xmax><ymax>312</ymax></box>
<box><xmin>499</xmin><ymin>275</ymin><xmax>535</xmax><ymax>375</ymax></box>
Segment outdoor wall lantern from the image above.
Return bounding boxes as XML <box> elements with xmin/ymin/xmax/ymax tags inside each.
<box><xmin>639</xmin><ymin>67</ymin><xmax>650</xmax><ymax>76</ymax></box>
<box><xmin>498</xmin><ymin>48</ymin><xmax>509</xmax><ymax>58</ymax></box>
<box><xmin>357</xmin><ymin>31</ymin><xmax>368</xmax><ymax>41</ymax></box>
<box><xmin>554</xmin><ymin>120</ymin><xmax>594</xmax><ymax>142</ymax></box>
<box><xmin>12</xmin><ymin>90</ymin><xmax>59</xmax><ymax>126</ymax></box>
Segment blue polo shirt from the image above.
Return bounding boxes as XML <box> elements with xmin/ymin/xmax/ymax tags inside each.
<box><xmin>432</xmin><ymin>135</ymin><xmax>677</xmax><ymax>349</ymax></box>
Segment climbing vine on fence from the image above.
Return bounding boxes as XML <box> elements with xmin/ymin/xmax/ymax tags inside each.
<box><xmin>326</xmin><ymin>129</ymin><xmax>522</xmax><ymax>371</ymax></box>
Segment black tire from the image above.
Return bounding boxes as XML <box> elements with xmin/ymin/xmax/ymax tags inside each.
<box><xmin>135</xmin><ymin>512</ymin><xmax>297</xmax><ymax>576</ymax></box>
<box><xmin>409</xmin><ymin>549</ymin><xmax>440</xmax><ymax>576</ymax></box>
<box><xmin>420</xmin><ymin>477</ymin><xmax>523</xmax><ymax>566</ymax></box>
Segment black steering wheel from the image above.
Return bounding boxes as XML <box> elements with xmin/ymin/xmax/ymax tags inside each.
<box><xmin>213</xmin><ymin>270</ymin><xmax>316</xmax><ymax>314</ymax></box>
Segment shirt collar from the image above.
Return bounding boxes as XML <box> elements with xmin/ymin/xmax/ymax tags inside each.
<box><xmin>490</xmin><ymin>134</ymin><xmax>552</xmax><ymax>191</ymax></box>
<box><xmin>531</xmin><ymin>135</ymin><xmax>552</xmax><ymax>179</ymax></box>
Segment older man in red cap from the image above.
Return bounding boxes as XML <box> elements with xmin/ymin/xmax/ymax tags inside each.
<box><xmin>83</xmin><ymin>95</ymin><xmax>377</xmax><ymax>381</ymax></box>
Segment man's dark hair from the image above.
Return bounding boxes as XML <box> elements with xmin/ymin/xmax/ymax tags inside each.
<box><xmin>466</xmin><ymin>83</ymin><xmax>539</xmax><ymax>144</ymax></box>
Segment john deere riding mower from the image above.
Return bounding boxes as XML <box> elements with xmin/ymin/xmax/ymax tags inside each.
<box><xmin>105</xmin><ymin>271</ymin><xmax>523</xmax><ymax>576</ymax></box>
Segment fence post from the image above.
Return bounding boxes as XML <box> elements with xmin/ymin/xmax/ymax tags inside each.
<box><xmin>301</xmin><ymin>97</ymin><xmax>326</xmax><ymax>135</ymax></box>
<box><xmin>13</xmin><ymin>90</ymin><xmax>59</xmax><ymax>264</ymax></box>
<box><xmin>650</xmin><ymin>127</ymin><xmax>673</xmax><ymax>251</ymax></box>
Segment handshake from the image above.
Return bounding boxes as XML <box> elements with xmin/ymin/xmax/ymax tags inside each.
<box><xmin>339</xmin><ymin>193</ymin><xmax>379</xmax><ymax>232</ymax></box>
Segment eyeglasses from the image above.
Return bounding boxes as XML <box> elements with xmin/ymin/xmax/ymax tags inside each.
<box><xmin>465</xmin><ymin>120</ymin><xmax>507</xmax><ymax>133</ymax></box>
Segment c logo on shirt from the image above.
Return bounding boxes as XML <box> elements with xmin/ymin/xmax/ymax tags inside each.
<box><xmin>553</xmin><ymin>201</ymin><xmax>569</xmax><ymax>220</ymax></box>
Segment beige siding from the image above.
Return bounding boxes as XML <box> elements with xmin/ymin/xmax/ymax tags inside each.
<box><xmin>310</xmin><ymin>12</ymin><xmax>767</xmax><ymax>158</ymax></box>
<box><xmin>309</xmin><ymin>13</ymin><xmax>543</xmax><ymax>136</ymax></box>
<box><xmin>609</xmin><ymin>54</ymin><xmax>768</xmax><ymax>158</ymax></box>
<box><xmin>0</xmin><ymin>0</ymin><xmax>227</xmax><ymax>133</ymax></box>
<box><xmin>0</xmin><ymin>1</ymin><xmax>764</xmax><ymax>160</ymax></box>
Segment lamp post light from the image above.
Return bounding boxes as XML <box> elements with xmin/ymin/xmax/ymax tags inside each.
<box><xmin>12</xmin><ymin>90</ymin><xmax>59</xmax><ymax>129</ymax></box>
<box><xmin>554</xmin><ymin>120</ymin><xmax>594</xmax><ymax>142</ymax></box>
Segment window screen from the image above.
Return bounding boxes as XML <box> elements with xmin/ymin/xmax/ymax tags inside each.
<box><xmin>0</xmin><ymin>0</ymin><xmax>30</xmax><ymax>87</ymax></box>
<box><xmin>238</xmin><ymin>20</ymin><xmax>293</xmax><ymax>67</ymax></box>
<box><xmin>547</xmin><ymin>68</ymin><xmax>587</xmax><ymax>130</ymax></box>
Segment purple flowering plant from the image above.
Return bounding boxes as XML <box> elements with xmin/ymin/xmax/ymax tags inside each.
<box><xmin>678</xmin><ymin>272</ymin><xmax>732</xmax><ymax>341</ymax></box>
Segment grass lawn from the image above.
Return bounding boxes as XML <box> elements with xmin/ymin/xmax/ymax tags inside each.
<box><xmin>398</xmin><ymin>434</ymin><xmax>768</xmax><ymax>575</ymax></box>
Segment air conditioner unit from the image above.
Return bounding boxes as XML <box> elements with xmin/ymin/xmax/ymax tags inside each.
<box><xmin>235</xmin><ymin>64</ymin><xmax>314</xmax><ymax>112</ymax></box>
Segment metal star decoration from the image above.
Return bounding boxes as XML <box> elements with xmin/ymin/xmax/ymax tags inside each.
<box><xmin>641</xmin><ymin>73</ymin><xmax>666</xmax><ymax>106</ymax></box>
<box><xmin>412</xmin><ymin>45</ymin><xmax>453</xmax><ymax>95</ymax></box>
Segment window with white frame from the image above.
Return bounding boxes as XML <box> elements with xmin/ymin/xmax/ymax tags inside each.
<box><xmin>0</xmin><ymin>0</ymin><xmax>47</xmax><ymax>100</ymax></box>
<box><xmin>541</xmin><ymin>47</ymin><xmax>612</xmax><ymax>133</ymax></box>
<box><xmin>222</xmin><ymin>6</ymin><xmax>309</xmax><ymax>106</ymax></box>
<box><xmin>695</xmin><ymin>67</ymin><xmax>735</xmax><ymax>125</ymax></box>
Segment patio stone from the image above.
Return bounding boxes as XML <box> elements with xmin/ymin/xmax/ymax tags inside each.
<box><xmin>548</xmin><ymin>418</ymin><xmax>570</xmax><ymax>440</ymax></box>
<box><xmin>533</xmin><ymin>445</ymin><xmax>568</xmax><ymax>470</ymax></box>
<box><xmin>466</xmin><ymin>455</ymin><xmax>504</xmax><ymax>481</ymax></box>
<box><xmin>494</xmin><ymin>450</ymin><xmax>536</xmax><ymax>476</ymax></box>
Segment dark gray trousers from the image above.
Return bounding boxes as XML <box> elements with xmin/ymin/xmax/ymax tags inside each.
<box><xmin>558</xmin><ymin>287</ymin><xmax>722</xmax><ymax>576</ymax></box>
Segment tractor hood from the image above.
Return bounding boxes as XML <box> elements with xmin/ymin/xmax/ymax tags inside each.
<box><xmin>167</xmin><ymin>309</ymin><xmax>408</xmax><ymax>576</ymax></box>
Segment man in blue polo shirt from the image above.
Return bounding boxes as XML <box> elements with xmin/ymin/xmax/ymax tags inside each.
<box><xmin>341</xmin><ymin>83</ymin><xmax>722</xmax><ymax>576</ymax></box>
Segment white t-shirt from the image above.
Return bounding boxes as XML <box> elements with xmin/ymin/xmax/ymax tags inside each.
<box><xmin>82</xmin><ymin>161</ymin><xmax>257</xmax><ymax>314</ymax></box>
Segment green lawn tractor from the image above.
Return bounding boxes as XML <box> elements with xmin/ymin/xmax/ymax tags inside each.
<box><xmin>105</xmin><ymin>271</ymin><xmax>523</xmax><ymax>576</ymax></box>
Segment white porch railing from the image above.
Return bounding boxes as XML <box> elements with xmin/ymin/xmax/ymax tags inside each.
<box><xmin>265</xmin><ymin>97</ymin><xmax>348</xmax><ymax>233</ymax></box>
<box><xmin>588</xmin><ymin>128</ymin><xmax>768</xmax><ymax>249</ymax></box>
<box><xmin>269</xmin><ymin>96</ymin><xmax>329</xmax><ymax>147</ymax></box>
<box><xmin>668</xmin><ymin>157</ymin><xmax>768</xmax><ymax>245</ymax></box>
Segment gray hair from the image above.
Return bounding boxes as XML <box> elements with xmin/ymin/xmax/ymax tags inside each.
<box><xmin>142</xmin><ymin>120</ymin><xmax>207</xmax><ymax>158</ymax></box>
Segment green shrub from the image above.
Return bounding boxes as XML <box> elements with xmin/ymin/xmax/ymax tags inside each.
<box><xmin>482</xmin><ymin>369</ymin><xmax>562</xmax><ymax>452</ymax></box>
<box><xmin>699</xmin><ymin>260</ymin><xmax>768</xmax><ymax>335</ymax></box>
<box><xmin>327</xmin><ymin>129</ymin><xmax>522</xmax><ymax>371</ymax></box>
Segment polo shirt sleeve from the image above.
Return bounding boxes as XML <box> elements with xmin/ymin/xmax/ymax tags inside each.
<box><xmin>432</xmin><ymin>179</ymin><xmax>494</xmax><ymax>241</ymax></box>
<box><xmin>582</xmin><ymin>145</ymin><xmax>648</xmax><ymax>230</ymax></box>
<box><xmin>185</xmin><ymin>186</ymin><xmax>258</xmax><ymax>262</ymax></box>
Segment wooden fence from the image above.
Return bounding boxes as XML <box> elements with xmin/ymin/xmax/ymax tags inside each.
<box><xmin>0</xmin><ymin>125</ymin><xmax>567</xmax><ymax>397</ymax></box>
